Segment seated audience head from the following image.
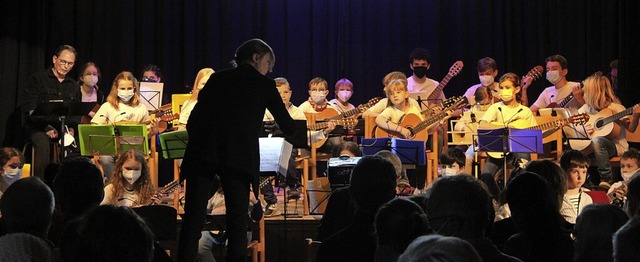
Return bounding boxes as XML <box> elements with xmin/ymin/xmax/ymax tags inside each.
<box><xmin>349</xmin><ymin>155</ymin><xmax>397</xmax><ymax>213</ymax></box>
<box><xmin>613</xmin><ymin>215</ymin><xmax>640</xmax><ymax>262</ymax></box>
<box><xmin>0</xmin><ymin>147</ymin><xmax>24</xmax><ymax>192</ymax></box>
<box><xmin>438</xmin><ymin>147</ymin><xmax>466</xmax><ymax>177</ymax></box>
<box><xmin>625</xmin><ymin>174</ymin><xmax>640</xmax><ymax>217</ymax></box>
<box><xmin>141</xmin><ymin>64</ymin><xmax>162</xmax><ymax>83</ymax></box>
<box><xmin>621</xmin><ymin>148</ymin><xmax>640</xmax><ymax>183</ymax></box>
<box><xmin>524</xmin><ymin>159</ymin><xmax>567</xmax><ymax>211</ymax></box>
<box><xmin>0</xmin><ymin>232</ymin><xmax>53</xmax><ymax>261</ymax></box>
<box><xmin>505</xmin><ymin>171</ymin><xmax>562</xmax><ymax>234</ymax></box>
<box><xmin>332</xmin><ymin>141</ymin><xmax>362</xmax><ymax>157</ymax></box>
<box><xmin>0</xmin><ymin>177</ymin><xmax>55</xmax><ymax>238</ymax></box>
<box><xmin>73</xmin><ymin>205</ymin><xmax>154</xmax><ymax>262</ymax></box>
<box><xmin>374</xmin><ymin>150</ymin><xmax>405</xmax><ymax>180</ymax></box>
<box><xmin>427</xmin><ymin>175</ymin><xmax>494</xmax><ymax>239</ymax></box>
<box><xmin>53</xmin><ymin>157</ymin><xmax>105</xmax><ymax>221</ymax></box>
<box><xmin>574</xmin><ymin>204</ymin><xmax>628</xmax><ymax>261</ymax></box>
<box><xmin>375</xmin><ymin>198</ymin><xmax>428</xmax><ymax>255</ymax></box>
<box><xmin>397</xmin><ymin>235</ymin><xmax>482</xmax><ymax>262</ymax></box>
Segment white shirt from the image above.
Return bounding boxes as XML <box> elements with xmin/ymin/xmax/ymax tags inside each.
<box><xmin>480</xmin><ymin>102</ymin><xmax>537</xmax><ymax>127</ymax></box>
<box><xmin>407</xmin><ymin>76</ymin><xmax>444</xmax><ymax>105</ymax></box>
<box><xmin>179</xmin><ymin>99</ymin><xmax>197</xmax><ymax>125</ymax></box>
<box><xmin>577</xmin><ymin>102</ymin><xmax>629</xmax><ymax>154</ymax></box>
<box><xmin>101</xmin><ymin>184</ymin><xmax>144</xmax><ymax>207</ymax></box>
<box><xmin>367</xmin><ymin>98</ymin><xmax>421</xmax><ymax>115</ymax></box>
<box><xmin>532</xmin><ymin>82</ymin><xmax>581</xmax><ymax>111</ymax></box>
<box><xmin>379</xmin><ymin>105</ymin><xmax>424</xmax><ymax>124</ymax></box>
<box><xmin>91</xmin><ymin>102</ymin><xmax>150</xmax><ymax>124</ymax></box>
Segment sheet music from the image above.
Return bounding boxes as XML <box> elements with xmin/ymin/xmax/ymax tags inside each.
<box><xmin>259</xmin><ymin>137</ymin><xmax>293</xmax><ymax>175</ymax></box>
<box><xmin>139</xmin><ymin>82</ymin><xmax>164</xmax><ymax>111</ymax></box>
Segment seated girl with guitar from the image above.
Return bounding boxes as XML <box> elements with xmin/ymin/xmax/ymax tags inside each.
<box><xmin>178</xmin><ymin>68</ymin><xmax>215</xmax><ymax>130</ymax></box>
<box><xmin>363</xmin><ymin>71</ymin><xmax>421</xmax><ymax>118</ymax></box>
<box><xmin>100</xmin><ymin>149</ymin><xmax>158</xmax><ymax>207</ymax></box>
<box><xmin>375</xmin><ymin>79</ymin><xmax>425</xmax><ymax>139</ymax></box>
<box><xmin>90</xmin><ymin>71</ymin><xmax>161</xmax><ymax>180</ymax></box>
<box><xmin>574</xmin><ymin>75</ymin><xmax>640</xmax><ymax>188</ymax></box>
<box><xmin>477</xmin><ymin>72</ymin><xmax>537</xmax><ymax>177</ymax></box>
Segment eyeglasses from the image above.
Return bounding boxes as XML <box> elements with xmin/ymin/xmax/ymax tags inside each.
<box><xmin>58</xmin><ymin>58</ymin><xmax>75</xmax><ymax>67</ymax></box>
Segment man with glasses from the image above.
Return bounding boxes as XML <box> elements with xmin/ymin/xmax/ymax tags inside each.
<box><xmin>23</xmin><ymin>45</ymin><xmax>79</xmax><ymax>179</ymax></box>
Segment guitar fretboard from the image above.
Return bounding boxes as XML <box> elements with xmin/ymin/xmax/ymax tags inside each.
<box><xmin>597</xmin><ymin>107</ymin><xmax>634</xmax><ymax>128</ymax></box>
<box><xmin>557</xmin><ymin>93</ymin><xmax>574</xmax><ymax>108</ymax></box>
<box><xmin>427</xmin><ymin>73</ymin><xmax>455</xmax><ymax>100</ymax></box>
<box><xmin>525</xmin><ymin>119</ymin><xmax>568</xmax><ymax>131</ymax></box>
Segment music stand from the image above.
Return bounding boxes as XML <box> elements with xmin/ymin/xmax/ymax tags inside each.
<box><xmin>361</xmin><ymin>137</ymin><xmax>427</xmax><ymax>189</ymax></box>
<box><xmin>78</xmin><ymin>124</ymin><xmax>149</xmax><ymax>156</ymax></box>
<box><xmin>159</xmin><ymin>130</ymin><xmax>189</xmax><ymax>159</ymax></box>
<box><xmin>139</xmin><ymin>82</ymin><xmax>164</xmax><ymax>111</ymax></box>
<box><xmin>32</xmin><ymin>101</ymin><xmax>93</xmax><ymax>160</ymax></box>
<box><xmin>409</xmin><ymin>92</ymin><xmax>429</xmax><ymax>110</ymax></box>
<box><xmin>475</xmin><ymin>128</ymin><xmax>543</xmax><ymax>187</ymax></box>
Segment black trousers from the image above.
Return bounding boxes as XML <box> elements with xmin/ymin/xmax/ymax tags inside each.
<box><xmin>178</xmin><ymin>164</ymin><xmax>251</xmax><ymax>262</ymax></box>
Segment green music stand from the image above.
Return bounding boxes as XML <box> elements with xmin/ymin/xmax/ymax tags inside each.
<box><xmin>159</xmin><ymin>130</ymin><xmax>189</xmax><ymax>159</ymax></box>
<box><xmin>78</xmin><ymin>124</ymin><xmax>148</xmax><ymax>156</ymax></box>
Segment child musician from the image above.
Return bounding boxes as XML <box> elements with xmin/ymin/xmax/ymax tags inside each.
<box><xmin>374</xmin><ymin>79</ymin><xmax>424</xmax><ymax>139</ymax></box>
<box><xmin>101</xmin><ymin>149</ymin><xmax>157</xmax><ymax>207</ymax></box>
<box><xmin>91</xmin><ymin>71</ymin><xmax>159</xmax><ymax>181</ymax></box>
<box><xmin>577</xmin><ymin>75</ymin><xmax>639</xmax><ymax>188</ymax></box>
<box><xmin>329</xmin><ymin>78</ymin><xmax>356</xmax><ymax>112</ymax></box>
<box><xmin>478</xmin><ymin>72</ymin><xmax>537</xmax><ymax>177</ymax></box>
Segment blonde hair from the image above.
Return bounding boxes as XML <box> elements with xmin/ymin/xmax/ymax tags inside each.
<box><xmin>274</xmin><ymin>77</ymin><xmax>290</xmax><ymax>89</ymax></box>
<box><xmin>188</xmin><ymin>68</ymin><xmax>215</xmax><ymax>102</ymax></box>
<box><xmin>382</xmin><ymin>71</ymin><xmax>407</xmax><ymax>86</ymax></box>
<box><xmin>309</xmin><ymin>77</ymin><xmax>328</xmax><ymax>90</ymax></box>
<box><xmin>107</xmin><ymin>71</ymin><xmax>140</xmax><ymax>109</ymax></box>
<box><xmin>583</xmin><ymin>75</ymin><xmax>620</xmax><ymax>111</ymax></box>
<box><xmin>108</xmin><ymin>149</ymin><xmax>154</xmax><ymax>206</ymax></box>
<box><xmin>384</xmin><ymin>79</ymin><xmax>409</xmax><ymax>107</ymax></box>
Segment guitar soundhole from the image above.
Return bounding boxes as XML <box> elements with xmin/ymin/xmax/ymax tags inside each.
<box><xmin>595</xmin><ymin>119</ymin><xmax>604</xmax><ymax>129</ymax></box>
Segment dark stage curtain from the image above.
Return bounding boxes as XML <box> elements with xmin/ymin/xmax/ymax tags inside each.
<box><xmin>0</xmin><ymin>0</ymin><xmax>635</xmax><ymax>147</ymax></box>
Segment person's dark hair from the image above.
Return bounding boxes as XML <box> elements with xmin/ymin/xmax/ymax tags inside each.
<box><xmin>54</xmin><ymin>45</ymin><xmax>78</xmax><ymax>57</ymax></box>
<box><xmin>505</xmin><ymin>171</ymin><xmax>565</xmax><ymax>257</ymax></box>
<box><xmin>524</xmin><ymin>159</ymin><xmax>567</xmax><ymax>210</ymax></box>
<box><xmin>332</xmin><ymin>141</ymin><xmax>362</xmax><ymax>157</ymax></box>
<box><xmin>613</xmin><ymin>215</ymin><xmax>640</xmax><ymax>262</ymax></box>
<box><xmin>141</xmin><ymin>64</ymin><xmax>163</xmax><ymax>80</ymax></box>
<box><xmin>626</xmin><ymin>174</ymin><xmax>640</xmax><ymax>217</ymax></box>
<box><xmin>474</xmin><ymin>86</ymin><xmax>492</xmax><ymax>104</ymax></box>
<box><xmin>53</xmin><ymin>157</ymin><xmax>105</xmax><ymax>221</ymax></box>
<box><xmin>73</xmin><ymin>205</ymin><xmax>154</xmax><ymax>262</ymax></box>
<box><xmin>438</xmin><ymin>147</ymin><xmax>466</xmax><ymax>168</ymax></box>
<box><xmin>348</xmin><ymin>155</ymin><xmax>396</xmax><ymax>212</ymax></box>
<box><xmin>477</xmin><ymin>57</ymin><xmax>497</xmax><ymax>72</ymax></box>
<box><xmin>375</xmin><ymin>198</ymin><xmax>429</xmax><ymax>254</ymax></box>
<box><xmin>610</xmin><ymin>59</ymin><xmax>619</xmax><ymax>69</ymax></box>
<box><xmin>408</xmin><ymin>48</ymin><xmax>431</xmax><ymax>64</ymax></box>
<box><xmin>545</xmin><ymin>54</ymin><xmax>569</xmax><ymax>70</ymax></box>
<box><xmin>77</xmin><ymin>62</ymin><xmax>102</xmax><ymax>84</ymax></box>
<box><xmin>0</xmin><ymin>147</ymin><xmax>23</xmax><ymax>169</ymax></box>
<box><xmin>397</xmin><ymin>235</ymin><xmax>482</xmax><ymax>262</ymax></box>
<box><xmin>574</xmin><ymin>204</ymin><xmax>628</xmax><ymax>261</ymax></box>
<box><xmin>426</xmin><ymin>175</ymin><xmax>494</xmax><ymax>238</ymax></box>
<box><xmin>498</xmin><ymin>72</ymin><xmax>523</xmax><ymax>102</ymax></box>
<box><xmin>232</xmin><ymin>38</ymin><xmax>274</xmax><ymax>68</ymax></box>
<box><xmin>622</xmin><ymin>148</ymin><xmax>640</xmax><ymax>165</ymax></box>
<box><xmin>0</xmin><ymin>177</ymin><xmax>55</xmax><ymax>238</ymax></box>
<box><xmin>560</xmin><ymin>149</ymin><xmax>589</xmax><ymax>172</ymax></box>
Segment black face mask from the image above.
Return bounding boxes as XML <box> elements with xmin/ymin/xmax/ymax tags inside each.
<box><xmin>413</xmin><ymin>66</ymin><xmax>428</xmax><ymax>78</ymax></box>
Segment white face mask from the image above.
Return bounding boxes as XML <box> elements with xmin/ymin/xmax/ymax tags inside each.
<box><xmin>500</xmin><ymin>89</ymin><xmax>514</xmax><ymax>102</ymax></box>
<box><xmin>83</xmin><ymin>75</ymin><xmax>98</xmax><ymax>87</ymax></box>
<box><xmin>2</xmin><ymin>167</ymin><xmax>22</xmax><ymax>184</ymax></box>
<box><xmin>546</xmin><ymin>70</ymin><xmax>562</xmax><ymax>85</ymax></box>
<box><xmin>337</xmin><ymin>90</ymin><xmax>352</xmax><ymax>103</ymax></box>
<box><xmin>117</xmin><ymin>90</ymin><xmax>135</xmax><ymax>102</ymax></box>
<box><xmin>622</xmin><ymin>168</ymin><xmax>640</xmax><ymax>183</ymax></box>
<box><xmin>479</xmin><ymin>75</ymin><xmax>494</xmax><ymax>87</ymax></box>
<box><xmin>443</xmin><ymin>167</ymin><xmax>458</xmax><ymax>177</ymax></box>
<box><xmin>311</xmin><ymin>91</ymin><xmax>326</xmax><ymax>104</ymax></box>
<box><xmin>122</xmin><ymin>170</ymin><xmax>142</xmax><ymax>185</ymax></box>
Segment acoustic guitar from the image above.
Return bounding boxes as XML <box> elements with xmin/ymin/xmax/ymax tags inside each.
<box><xmin>546</xmin><ymin>71</ymin><xmax>602</xmax><ymax>109</ymax></box>
<box><xmin>150</xmin><ymin>179</ymin><xmax>181</xmax><ymax>206</ymax></box>
<box><xmin>309</xmin><ymin>97</ymin><xmax>382</xmax><ymax>148</ymax></box>
<box><xmin>374</xmin><ymin>96</ymin><xmax>468</xmax><ymax>140</ymax></box>
<box><xmin>569</xmin><ymin>104</ymin><xmax>639</xmax><ymax>151</ymax></box>
<box><xmin>419</xmin><ymin>61</ymin><xmax>464</xmax><ymax>116</ymax></box>
<box><xmin>485</xmin><ymin>113</ymin><xmax>590</xmax><ymax>158</ymax></box>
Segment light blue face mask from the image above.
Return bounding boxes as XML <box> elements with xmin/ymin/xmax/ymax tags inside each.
<box><xmin>2</xmin><ymin>168</ymin><xmax>22</xmax><ymax>184</ymax></box>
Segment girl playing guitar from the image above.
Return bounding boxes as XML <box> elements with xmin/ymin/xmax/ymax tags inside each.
<box><xmin>574</xmin><ymin>75</ymin><xmax>640</xmax><ymax>188</ymax></box>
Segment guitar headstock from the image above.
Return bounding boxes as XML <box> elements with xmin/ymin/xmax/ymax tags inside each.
<box><xmin>449</xmin><ymin>61</ymin><xmax>464</xmax><ymax>77</ymax></box>
<box><xmin>440</xmin><ymin>96</ymin><xmax>458</xmax><ymax>109</ymax></box>
<box><xmin>568</xmin><ymin>113</ymin><xmax>590</xmax><ymax>125</ymax></box>
<box><xmin>526</xmin><ymin>65</ymin><xmax>544</xmax><ymax>80</ymax></box>
<box><xmin>160</xmin><ymin>113</ymin><xmax>180</xmax><ymax>122</ymax></box>
<box><xmin>337</xmin><ymin>118</ymin><xmax>357</xmax><ymax>127</ymax></box>
<box><xmin>449</xmin><ymin>96</ymin><xmax>469</xmax><ymax>111</ymax></box>
<box><xmin>159</xmin><ymin>179</ymin><xmax>181</xmax><ymax>195</ymax></box>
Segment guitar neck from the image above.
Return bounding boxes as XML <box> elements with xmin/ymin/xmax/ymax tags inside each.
<box><xmin>412</xmin><ymin>110</ymin><xmax>450</xmax><ymax>134</ymax></box>
<box><xmin>330</xmin><ymin>106</ymin><xmax>361</xmax><ymax>120</ymax></box>
<box><xmin>427</xmin><ymin>73</ymin><xmax>454</xmax><ymax>100</ymax></box>
<box><xmin>599</xmin><ymin>107</ymin><xmax>634</xmax><ymax>127</ymax></box>
<box><xmin>557</xmin><ymin>93</ymin><xmax>574</xmax><ymax>108</ymax></box>
<box><xmin>525</xmin><ymin>119</ymin><xmax>567</xmax><ymax>131</ymax></box>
